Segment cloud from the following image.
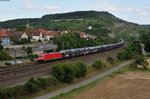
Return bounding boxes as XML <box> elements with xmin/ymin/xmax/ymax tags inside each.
<box><xmin>19</xmin><ymin>0</ymin><xmax>61</xmax><ymax>11</ymax></box>
<box><xmin>145</xmin><ymin>6</ymin><xmax>150</xmax><ymax>10</ymax></box>
<box><xmin>89</xmin><ymin>4</ymin><xmax>149</xmax><ymax>16</ymax></box>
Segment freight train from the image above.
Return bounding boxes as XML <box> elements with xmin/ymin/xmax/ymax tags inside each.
<box><xmin>38</xmin><ymin>40</ymin><xmax>124</xmax><ymax>62</ymax></box>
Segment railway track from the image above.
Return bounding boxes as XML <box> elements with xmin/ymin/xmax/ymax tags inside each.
<box><xmin>0</xmin><ymin>47</ymin><xmax>123</xmax><ymax>86</ymax></box>
<box><xmin>0</xmin><ymin>56</ymin><xmax>85</xmax><ymax>81</ymax></box>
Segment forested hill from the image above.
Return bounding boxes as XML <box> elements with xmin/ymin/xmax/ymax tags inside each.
<box><xmin>0</xmin><ymin>10</ymin><xmax>142</xmax><ymax>39</ymax></box>
<box><xmin>43</xmin><ymin>11</ymin><xmax>117</xmax><ymax>20</ymax></box>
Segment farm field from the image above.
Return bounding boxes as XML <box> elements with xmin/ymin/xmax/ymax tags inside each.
<box><xmin>68</xmin><ymin>58</ymin><xmax>150</xmax><ymax>99</ymax></box>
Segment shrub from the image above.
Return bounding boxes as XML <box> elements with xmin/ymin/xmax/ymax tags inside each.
<box><xmin>0</xmin><ymin>45</ymin><xmax>3</xmax><ymax>52</ymax></box>
<box><xmin>0</xmin><ymin>76</ymin><xmax>60</xmax><ymax>99</ymax></box>
<box><xmin>117</xmin><ymin>49</ymin><xmax>132</xmax><ymax>60</ymax></box>
<box><xmin>74</xmin><ymin>61</ymin><xmax>87</xmax><ymax>77</ymax></box>
<box><xmin>107</xmin><ymin>56</ymin><xmax>114</xmax><ymax>64</ymax></box>
<box><xmin>48</xmin><ymin>77</ymin><xmax>59</xmax><ymax>86</ymax></box>
<box><xmin>52</xmin><ymin>63</ymin><xmax>65</xmax><ymax>82</ymax></box>
<box><xmin>52</xmin><ymin>62</ymin><xmax>76</xmax><ymax>83</ymax></box>
<box><xmin>33</xmin><ymin>54</ymin><xmax>38</xmax><ymax>58</ymax></box>
<box><xmin>92</xmin><ymin>59</ymin><xmax>105</xmax><ymax>69</ymax></box>
<box><xmin>63</xmin><ymin>63</ymin><xmax>76</xmax><ymax>83</ymax></box>
<box><xmin>24</xmin><ymin>81</ymin><xmax>39</xmax><ymax>93</ymax></box>
<box><xmin>36</xmin><ymin>78</ymin><xmax>48</xmax><ymax>89</ymax></box>
<box><xmin>0</xmin><ymin>51</ymin><xmax>13</xmax><ymax>60</ymax></box>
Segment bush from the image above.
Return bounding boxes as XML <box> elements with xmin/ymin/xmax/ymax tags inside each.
<box><xmin>107</xmin><ymin>56</ymin><xmax>114</xmax><ymax>64</ymax></box>
<box><xmin>0</xmin><ymin>45</ymin><xmax>3</xmax><ymax>52</ymax></box>
<box><xmin>117</xmin><ymin>49</ymin><xmax>132</xmax><ymax>60</ymax></box>
<box><xmin>33</xmin><ymin>54</ymin><xmax>38</xmax><ymax>58</ymax></box>
<box><xmin>24</xmin><ymin>82</ymin><xmax>39</xmax><ymax>93</ymax></box>
<box><xmin>74</xmin><ymin>61</ymin><xmax>87</xmax><ymax>77</ymax></box>
<box><xmin>0</xmin><ymin>51</ymin><xmax>13</xmax><ymax>60</ymax></box>
<box><xmin>52</xmin><ymin>62</ymin><xmax>76</xmax><ymax>83</ymax></box>
<box><xmin>0</xmin><ymin>76</ymin><xmax>60</xmax><ymax>99</ymax></box>
<box><xmin>92</xmin><ymin>59</ymin><xmax>105</xmax><ymax>69</ymax></box>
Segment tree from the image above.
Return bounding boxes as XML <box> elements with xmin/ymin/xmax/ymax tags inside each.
<box><xmin>24</xmin><ymin>46</ymin><xmax>33</xmax><ymax>56</ymax></box>
<box><xmin>140</xmin><ymin>30</ymin><xmax>150</xmax><ymax>52</ymax></box>
<box><xmin>92</xmin><ymin>59</ymin><xmax>105</xmax><ymax>69</ymax></box>
<box><xmin>0</xmin><ymin>45</ymin><xmax>3</xmax><ymax>52</ymax></box>
<box><xmin>130</xmin><ymin>54</ymin><xmax>149</xmax><ymax>70</ymax></box>
<box><xmin>0</xmin><ymin>51</ymin><xmax>12</xmax><ymax>60</ymax></box>
<box><xmin>74</xmin><ymin>61</ymin><xmax>87</xmax><ymax>77</ymax></box>
<box><xmin>16</xmin><ymin>25</ymin><xmax>27</xmax><ymax>31</ymax></box>
<box><xmin>52</xmin><ymin>62</ymin><xmax>76</xmax><ymax>83</ymax></box>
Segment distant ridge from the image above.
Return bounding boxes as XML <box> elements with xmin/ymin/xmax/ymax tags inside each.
<box><xmin>140</xmin><ymin>24</ymin><xmax>150</xmax><ymax>28</ymax></box>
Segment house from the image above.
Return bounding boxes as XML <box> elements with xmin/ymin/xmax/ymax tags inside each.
<box><xmin>46</xmin><ymin>31</ymin><xmax>59</xmax><ymax>40</ymax></box>
<box><xmin>12</xmin><ymin>31</ymin><xmax>28</xmax><ymax>40</ymax></box>
<box><xmin>25</xmin><ymin>30</ymin><xmax>46</xmax><ymax>41</ymax></box>
<box><xmin>0</xmin><ymin>29</ymin><xmax>10</xmax><ymax>46</ymax></box>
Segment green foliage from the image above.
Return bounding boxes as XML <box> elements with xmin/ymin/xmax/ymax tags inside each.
<box><xmin>52</xmin><ymin>61</ymin><xmax>87</xmax><ymax>83</ymax></box>
<box><xmin>54</xmin><ymin>33</ymin><xmax>99</xmax><ymax>51</ymax></box>
<box><xmin>38</xmin><ymin>39</ymin><xmax>42</xmax><ymax>43</ymax></box>
<box><xmin>130</xmin><ymin>54</ymin><xmax>149</xmax><ymax>70</ymax></box>
<box><xmin>140</xmin><ymin>30</ymin><xmax>150</xmax><ymax>52</ymax></box>
<box><xmin>0</xmin><ymin>77</ymin><xmax>59</xmax><ymax>99</ymax></box>
<box><xmin>74</xmin><ymin>61</ymin><xmax>87</xmax><ymax>77</ymax></box>
<box><xmin>92</xmin><ymin>59</ymin><xmax>105</xmax><ymax>69</ymax></box>
<box><xmin>11</xmin><ymin>37</ymin><xmax>31</xmax><ymax>45</ymax></box>
<box><xmin>117</xmin><ymin>41</ymin><xmax>142</xmax><ymax>60</ymax></box>
<box><xmin>24</xmin><ymin>46</ymin><xmax>33</xmax><ymax>56</ymax></box>
<box><xmin>52</xmin><ymin>62</ymin><xmax>76</xmax><ymax>83</ymax></box>
<box><xmin>16</xmin><ymin>25</ymin><xmax>27</xmax><ymax>31</ymax></box>
<box><xmin>117</xmin><ymin>49</ymin><xmax>132</xmax><ymax>60</ymax></box>
<box><xmin>24</xmin><ymin>81</ymin><xmax>39</xmax><ymax>93</ymax></box>
<box><xmin>0</xmin><ymin>50</ymin><xmax>12</xmax><ymax>60</ymax></box>
<box><xmin>107</xmin><ymin>56</ymin><xmax>115</xmax><ymax>64</ymax></box>
<box><xmin>0</xmin><ymin>45</ymin><xmax>3</xmax><ymax>52</ymax></box>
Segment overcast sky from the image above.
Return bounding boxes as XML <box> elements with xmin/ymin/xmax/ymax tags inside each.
<box><xmin>0</xmin><ymin>0</ymin><xmax>150</xmax><ymax>24</ymax></box>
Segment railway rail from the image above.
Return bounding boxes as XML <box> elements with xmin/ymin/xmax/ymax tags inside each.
<box><xmin>0</xmin><ymin>46</ymin><xmax>124</xmax><ymax>87</ymax></box>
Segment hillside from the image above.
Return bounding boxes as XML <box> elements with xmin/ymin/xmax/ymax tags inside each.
<box><xmin>0</xmin><ymin>10</ymin><xmax>143</xmax><ymax>40</ymax></box>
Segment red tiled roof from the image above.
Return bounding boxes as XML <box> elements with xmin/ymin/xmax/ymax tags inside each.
<box><xmin>0</xmin><ymin>29</ymin><xmax>9</xmax><ymax>37</ymax></box>
<box><xmin>0</xmin><ymin>37</ymin><xmax>2</xmax><ymax>41</ymax></box>
<box><xmin>25</xmin><ymin>30</ymin><xmax>41</xmax><ymax>38</ymax></box>
<box><xmin>38</xmin><ymin>29</ymin><xmax>47</xmax><ymax>34</ymax></box>
<box><xmin>49</xmin><ymin>31</ymin><xmax>59</xmax><ymax>36</ymax></box>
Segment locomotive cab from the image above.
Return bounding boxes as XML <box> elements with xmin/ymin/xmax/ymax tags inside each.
<box><xmin>38</xmin><ymin>54</ymin><xmax>45</xmax><ymax>62</ymax></box>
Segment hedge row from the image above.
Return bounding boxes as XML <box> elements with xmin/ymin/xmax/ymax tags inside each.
<box><xmin>0</xmin><ymin>77</ymin><xmax>59</xmax><ymax>99</ymax></box>
<box><xmin>52</xmin><ymin>61</ymin><xmax>87</xmax><ymax>83</ymax></box>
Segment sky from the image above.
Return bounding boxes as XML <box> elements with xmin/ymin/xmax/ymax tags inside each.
<box><xmin>0</xmin><ymin>0</ymin><xmax>150</xmax><ymax>24</ymax></box>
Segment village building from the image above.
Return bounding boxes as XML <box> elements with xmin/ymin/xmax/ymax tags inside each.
<box><xmin>12</xmin><ymin>31</ymin><xmax>28</xmax><ymax>40</ymax></box>
<box><xmin>0</xmin><ymin>29</ymin><xmax>10</xmax><ymax>46</ymax></box>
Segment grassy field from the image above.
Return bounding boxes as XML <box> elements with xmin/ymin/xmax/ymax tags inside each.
<box><xmin>50</xmin><ymin>58</ymin><xmax>150</xmax><ymax>99</ymax></box>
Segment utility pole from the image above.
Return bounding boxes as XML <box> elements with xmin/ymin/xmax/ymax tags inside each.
<box><xmin>14</xmin><ymin>47</ymin><xmax>16</xmax><ymax>75</ymax></box>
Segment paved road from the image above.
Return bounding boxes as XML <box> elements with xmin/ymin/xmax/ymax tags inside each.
<box><xmin>35</xmin><ymin>60</ymin><xmax>132</xmax><ymax>99</ymax></box>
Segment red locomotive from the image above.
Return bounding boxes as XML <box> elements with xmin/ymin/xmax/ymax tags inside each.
<box><xmin>38</xmin><ymin>52</ymin><xmax>63</xmax><ymax>62</ymax></box>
